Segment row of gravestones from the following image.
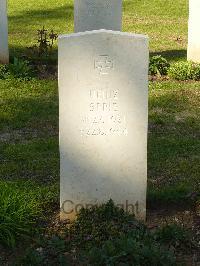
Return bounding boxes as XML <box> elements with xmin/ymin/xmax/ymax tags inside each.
<box><xmin>0</xmin><ymin>0</ymin><xmax>198</xmax><ymax>221</ymax></box>
<box><xmin>1</xmin><ymin>0</ymin><xmax>200</xmax><ymax>64</ymax></box>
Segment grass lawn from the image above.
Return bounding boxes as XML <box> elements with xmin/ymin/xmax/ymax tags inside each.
<box><xmin>0</xmin><ymin>0</ymin><xmax>200</xmax><ymax>264</ymax></box>
<box><xmin>8</xmin><ymin>0</ymin><xmax>188</xmax><ymax>61</ymax></box>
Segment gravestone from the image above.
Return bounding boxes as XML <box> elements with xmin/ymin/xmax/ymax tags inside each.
<box><xmin>74</xmin><ymin>0</ymin><xmax>122</xmax><ymax>32</ymax></box>
<box><xmin>187</xmin><ymin>0</ymin><xmax>200</xmax><ymax>62</ymax></box>
<box><xmin>59</xmin><ymin>30</ymin><xmax>149</xmax><ymax>221</ymax></box>
<box><xmin>0</xmin><ymin>0</ymin><xmax>9</xmax><ymax>64</ymax></box>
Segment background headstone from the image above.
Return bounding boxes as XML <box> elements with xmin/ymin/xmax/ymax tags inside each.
<box><xmin>0</xmin><ymin>0</ymin><xmax>9</xmax><ymax>64</ymax></box>
<box><xmin>74</xmin><ymin>0</ymin><xmax>122</xmax><ymax>32</ymax></box>
<box><xmin>59</xmin><ymin>30</ymin><xmax>149</xmax><ymax>221</ymax></box>
<box><xmin>187</xmin><ymin>0</ymin><xmax>200</xmax><ymax>62</ymax></box>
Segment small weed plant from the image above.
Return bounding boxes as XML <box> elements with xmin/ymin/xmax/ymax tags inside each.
<box><xmin>149</xmin><ymin>55</ymin><xmax>170</xmax><ymax>76</ymax></box>
<box><xmin>27</xmin><ymin>26</ymin><xmax>58</xmax><ymax>59</ymax></box>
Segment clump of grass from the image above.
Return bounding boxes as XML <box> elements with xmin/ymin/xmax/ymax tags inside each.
<box><xmin>0</xmin><ymin>58</ymin><xmax>35</xmax><ymax>81</ymax></box>
<box><xmin>168</xmin><ymin>61</ymin><xmax>200</xmax><ymax>80</ymax></box>
<box><xmin>0</xmin><ymin>180</ymin><xmax>57</xmax><ymax>248</ymax></box>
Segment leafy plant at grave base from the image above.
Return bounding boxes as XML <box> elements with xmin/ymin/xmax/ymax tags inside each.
<box><xmin>149</xmin><ymin>55</ymin><xmax>170</xmax><ymax>76</ymax></box>
<box><xmin>68</xmin><ymin>199</ymin><xmax>139</xmax><ymax>249</ymax></box>
<box><xmin>26</xmin><ymin>26</ymin><xmax>58</xmax><ymax>59</ymax></box>
<box><xmin>8</xmin><ymin>57</ymin><xmax>35</xmax><ymax>80</ymax></box>
<box><xmin>66</xmin><ymin>200</ymin><xmax>177</xmax><ymax>265</ymax></box>
<box><xmin>0</xmin><ymin>180</ymin><xmax>57</xmax><ymax>248</ymax></box>
<box><xmin>0</xmin><ymin>58</ymin><xmax>35</xmax><ymax>80</ymax></box>
<box><xmin>87</xmin><ymin>235</ymin><xmax>176</xmax><ymax>266</ymax></box>
<box><xmin>19</xmin><ymin>200</ymin><xmax>178</xmax><ymax>265</ymax></box>
<box><xmin>168</xmin><ymin>61</ymin><xmax>200</xmax><ymax>81</ymax></box>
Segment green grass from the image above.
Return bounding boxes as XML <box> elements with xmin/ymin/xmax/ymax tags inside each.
<box><xmin>0</xmin><ymin>180</ymin><xmax>57</xmax><ymax>247</ymax></box>
<box><xmin>0</xmin><ymin>79</ymin><xmax>58</xmax><ymax>131</ymax></box>
<box><xmin>123</xmin><ymin>0</ymin><xmax>188</xmax><ymax>56</ymax></box>
<box><xmin>148</xmin><ymin>81</ymin><xmax>200</xmax><ymax>203</ymax></box>
<box><xmin>0</xmin><ymin>138</ymin><xmax>59</xmax><ymax>182</ymax></box>
<box><xmin>0</xmin><ymin>80</ymin><xmax>59</xmax><ymax>182</ymax></box>
<box><xmin>8</xmin><ymin>0</ymin><xmax>188</xmax><ymax>62</ymax></box>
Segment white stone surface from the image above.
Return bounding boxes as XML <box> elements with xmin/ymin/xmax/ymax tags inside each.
<box><xmin>59</xmin><ymin>30</ymin><xmax>149</xmax><ymax>221</ymax></box>
<box><xmin>74</xmin><ymin>0</ymin><xmax>122</xmax><ymax>32</ymax></box>
<box><xmin>187</xmin><ymin>0</ymin><xmax>200</xmax><ymax>62</ymax></box>
<box><xmin>0</xmin><ymin>0</ymin><xmax>9</xmax><ymax>64</ymax></box>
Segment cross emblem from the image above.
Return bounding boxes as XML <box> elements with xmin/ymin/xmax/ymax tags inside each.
<box><xmin>94</xmin><ymin>55</ymin><xmax>114</xmax><ymax>75</ymax></box>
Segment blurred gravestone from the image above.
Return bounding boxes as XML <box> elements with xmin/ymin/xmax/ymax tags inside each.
<box><xmin>187</xmin><ymin>0</ymin><xmax>200</xmax><ymax>62</ymax></box>
<box><xmin>74</xmin><ymin>0</ymin><xmax>122</xmax><ymax>32</ymax></box>
<box><xmin>59</xmin><ymin>30</ymin><xmax>149</xmax><ymax>221</ymax></box>
<box><xmin>0</xmin><ymin>0</ymin><xmax>9</xmax><ymax>64</ymax></box>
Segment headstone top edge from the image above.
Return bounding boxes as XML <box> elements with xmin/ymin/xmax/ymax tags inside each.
<box><xmin>58</xmin><ymin>30</ymin><xmax>149</xmax><ymax>41</ymax></box>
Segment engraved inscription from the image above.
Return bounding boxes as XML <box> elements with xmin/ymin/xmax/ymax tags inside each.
<box><xmin>87</xmin><ymin>5</ymin><xmax>99</xmax><ymax>17</ymax></box>
<box><xmin>80</xmin><ymin>127</ymin><xmax>128</xmax><ymax>137</ymax></box>
<box><xmin>80</xmin><ymin>57</ymin><xmax>127</xmax><ymax>137</ymax></box>
<box><xmin>80</xmin><ymin>87</ymin><xmax>128</xmax><ymax>137</ymax></box>
<box><xmin>85</xmin><ymin>1</ymin><xmax>112</xmax><ymax>17</ymax></box>
<box><xmin>89</xmin><ymin>102</ymin><xmax>118</xmax><ymax>112</ymax></box>
<box><xmin>94</xmin><ymin>55</ymin><xmax>114</xmax><ymax>75</ymax></box>
<box><xmin>90</xmin><ymin>89</ymin><xmax>118</xmax><ymax>100</ymax></box>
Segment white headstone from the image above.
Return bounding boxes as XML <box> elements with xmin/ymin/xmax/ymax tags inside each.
<box><xmin>59</xmin><ymin>30</ymin><xmax>149</xmax><ymax>221</ymax></box>
<box><xmin>74</xmin><ymin>0</ymin><xmax>122</xmax><ymax>33</ymax></box>
<box><xmin>0</xmin><ymin>0</ymin><xmax>9</xmax><ymax>64</ymax></box>
<box><xmin>187</xmin><ymin>0</ymin><xmax>200</xmax><ymax>62</ymax></box>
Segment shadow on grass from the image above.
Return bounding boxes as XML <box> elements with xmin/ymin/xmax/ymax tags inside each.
<box><xmin>8</xmin><ymin>4</ymin><xmax>73</xmax><ymax>23</ymax></box>
<box><xmin>147</xmin><ymin>85</ymin><xmax>200</xmax><ymax>204</ymax></box>
<box><xmin>9</xmin><ymin>44</ymin><xmax>58</xmax><ymax>65</ymax></box>
<box><xmin>150</xmin><ymin>49</ymin><xmax>187</xmax><ymax>62</ymax></box>
<box><xmin>0</xmin><ymin>81</ymin><xmax>59</xmax><ymax>182</ymax></box>
<box><xmin>0</xmin><ymin>93</ymin><xmax>58</xmax><ymax>132</ymax></box>
<box><xmin>9</xmin><ymin>47</ymin><xmax>187</xmax><ymax>66</ymax></box>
